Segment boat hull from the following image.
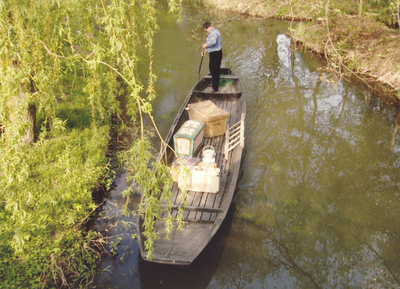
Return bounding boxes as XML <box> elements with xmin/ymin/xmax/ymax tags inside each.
<box><xmin>138</xmin><ymin>68</ymin><xmax>246</xmax><ymax>265</ymax></box>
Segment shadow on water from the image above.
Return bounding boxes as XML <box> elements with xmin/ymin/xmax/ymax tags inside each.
<box><xmin>92</xmin><ymin>173</ymin><xmax>141</xmax><ymax>288</ymax></box>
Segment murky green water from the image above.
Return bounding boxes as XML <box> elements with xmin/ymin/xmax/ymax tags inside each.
<box><xmin>93</xmin><ymin>5</ymin><xmax>400</xmax><ymax>289</ymax></box>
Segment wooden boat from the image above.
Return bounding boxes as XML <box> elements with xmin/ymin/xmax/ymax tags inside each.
<box><xmin>138</xmin><ymin>68</ymin><xmax>246</xmax><ymax>265</ymax></box>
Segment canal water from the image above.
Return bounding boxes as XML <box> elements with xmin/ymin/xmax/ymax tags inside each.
<box><xmin>93</xmin><ymin>5</ymin><xmax>400</xmax><ymax>289</ymax></box>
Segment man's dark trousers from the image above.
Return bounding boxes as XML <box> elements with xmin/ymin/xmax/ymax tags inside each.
<box><xmin>209</xmin><ymin>49</ymin><xmax>223</xmax><ymax>91</ymax></box>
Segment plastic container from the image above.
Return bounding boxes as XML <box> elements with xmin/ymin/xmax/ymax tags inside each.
<box><xmin>178</xmin><ymin>163</ymin><xmax>220</xmax><ymax>193</ymax></box>
<box><xmin>202</xmin><ymin>145</ymin><xmax>216</xmax><ymax>163</ymax></box>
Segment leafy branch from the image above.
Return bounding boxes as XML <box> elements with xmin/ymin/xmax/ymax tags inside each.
<box><xmin>0</xmin><ymin>0</ymin><xmax>183</xmax><ymax>287</ymax></box>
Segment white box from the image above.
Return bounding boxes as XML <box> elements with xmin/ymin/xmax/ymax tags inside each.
<box><xmin>191</xmin><ymin>166</ymin><xmax>220</xmax><ymax>193</ymax></box>
<box><xmin>178</xmin><ymin>164</ymin><xmax>220</xmax><ymax>193</ymax></box>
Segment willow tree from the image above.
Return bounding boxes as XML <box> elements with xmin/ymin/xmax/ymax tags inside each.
<box><xmin>0</xmin><ymin>0</ymin><xmax>182</xmax><ymax>287</ymax></box>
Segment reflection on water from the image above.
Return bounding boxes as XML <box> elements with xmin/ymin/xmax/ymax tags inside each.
<box><xmin>93</xmin><ymin>5</ymin><xmax>400</xmax><ymax>289</ymax></box>
<box><xmin>275</xmin><ymin>34</ymin><xmax>295</xmax><ymax>88</ymax></box>
<box><xmin>231</xmin><ymin>19</ymin><xmax>400</xmax><ymax>288</ymax></box>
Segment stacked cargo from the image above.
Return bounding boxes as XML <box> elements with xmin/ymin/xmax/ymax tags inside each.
<box><xmin>172</xmin><ymin>100</ymin><xmax>230</xmax><ymax>194</ymax></box>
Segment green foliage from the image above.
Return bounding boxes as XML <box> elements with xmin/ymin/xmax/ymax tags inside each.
<box><xmin>376</xmin><ymin>0</ymin><xmax>400</xmax><ymax>28</ymax></box>
<box><xmin>276</xmin><ymin>6</ymin><xmax>290</xmax><ymax>18</ymax></box>
<box><xmin>271</xmin><ymin>1</ymin><xmax>326</xmax><ymax>19</ymax></box>
<box><xmin>331</xmin><ymin>1</ymin><xmax>358</xmax><ymax>15</ymax></box>
<box><xmin>110</xmin><ymin>237</ymin><xmax>123</xmax><ymax>257</ymax></box>
<box><xmin>262</xmin><ymin>0</ymin><xmax>398</xmax><ymax>29</ymax></box>
<box><xmin>0</xmin><ymin>126</ymin><xmax>110</xmax><ymax>287</ymax></box>
<box><xmin>0</xmin><ymin>0</ymin><xmax>183</xmax><ymax>287</ymax></box>
<box><xmin>345</xmin><ymin>51</ymin><xmax>361</xmax><ymax>71</ymax></box>
<box><xmin>56</xmin><ymin>103</ymin><xmax>93</xmax><ymax>129</ymax></box>
<box><xmin>119</xmin><ymin>138</ymin><xmax>175</xmax><ymax>259</ymax></box>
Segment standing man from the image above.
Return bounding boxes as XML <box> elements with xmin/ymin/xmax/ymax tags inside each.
<box><xmin>201</xmin><ymin>21</ymin><xmax>222</xmax><ymax>92</ymax></box>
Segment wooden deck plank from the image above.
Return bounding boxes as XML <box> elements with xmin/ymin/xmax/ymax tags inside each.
<box><xmin>214</xmin><ymin>173</ymin><xmax>228</xmax><ymax>209</ymax></box>
<box><xmin>198</xmin><ymin>192</ymin><xmax>210</xmax><ymax>221</ymax></box>
<box><xmin>202</xmin><ymin>192</ymin><xmax>217</xmax><ymax>221</ymax></box>
<box><xmin>203</xmin><ymin>74</ymin><xmax>239</xmax><ymax>79</ymax></box>
<box><xmin>195</xmin><ymin>192</ymin><xmax>208</xmax><ymax>221</ymax></box>
<box><xmin>210</xmin><ymin>173</ymin><xmax>229</xmax><ymax>221</ymax></box>
<box><xmin>183</xmin><ymin>190</ymin><xmax>197</xmax><ymax>219</ymax></box>
<box><xmin>160</xmin><ymin>204</ymin><xmax>224</xmax><ymax>213</ymax></box>
<box><xmin>229</xmin><ymin>100</ymin><xmax>237</xmax><ymax>126</ymax></box>
<box><xmin>186</xmin><ymin>191</ymin><xmax>203</xmax><ymax>221</ymax></box>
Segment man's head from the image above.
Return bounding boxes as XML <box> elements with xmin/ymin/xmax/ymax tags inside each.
<box><xmin>203</xmin><ymin>21</ymin><xmax>212</xmax><ymax>32</ymax></box>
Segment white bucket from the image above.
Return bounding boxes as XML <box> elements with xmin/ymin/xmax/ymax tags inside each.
<box><xmin>202</xmin><ymin>145</ymin><xmax>216</xmax><ymax>163</ymax></box>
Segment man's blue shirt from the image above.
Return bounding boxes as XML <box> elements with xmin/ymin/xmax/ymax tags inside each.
<box><xmin>206</xmin><ymin>27</ymin><xmax>222</xmax><ymax>53</ymax></box>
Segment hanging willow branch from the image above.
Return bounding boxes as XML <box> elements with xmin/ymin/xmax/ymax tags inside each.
<box><xmin>0</xmin><ymin>0</ymin><xmax>183</xmax><ymax>287</ymax></box>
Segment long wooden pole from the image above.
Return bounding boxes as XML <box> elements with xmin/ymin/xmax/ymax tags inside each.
<box><xmin>198</xmin><ymin>55</ymin><xmax>204</xmax><ymax>78</ymax></box>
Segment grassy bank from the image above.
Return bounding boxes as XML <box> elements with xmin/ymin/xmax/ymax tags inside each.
<box><xmin>203</xmin><ymin>0</ymin><xmax>400</xmax><ymax>101</ymax></box>
<box><xmin>0</xmin><ymin>122</ymin><xmax>111</xmax><ymax>288</ymax></box>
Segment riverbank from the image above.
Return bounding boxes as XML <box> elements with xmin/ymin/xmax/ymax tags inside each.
<box><xmin>203</xmin><ymin>0</ymin><xmax>400</xmax><ymax>103</ymax></box>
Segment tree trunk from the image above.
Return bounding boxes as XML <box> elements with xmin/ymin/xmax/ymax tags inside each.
<box><xmin>397</xmin><ymin>1</ymin><xmax>399</xmax><ymax>32</ymax></box>
<box><xmin>10</xmin><ymin>87</ymin><xmax>37</xmax><ymax>144</ymax></box>
<box><xmin>22</xmin><ymin>102</ymin><xmax>36</xmax><ymax>144</ymax></box>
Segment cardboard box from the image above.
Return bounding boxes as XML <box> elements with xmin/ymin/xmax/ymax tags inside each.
<box><xmin>173</xmin><ymin>120</ymin><xmax>204</xmax><ymax>158</ymax></box>
<box><xmin>187</xmin><ymin>100</ymin><xmax>230</xmax><ymax>138</ymax></box>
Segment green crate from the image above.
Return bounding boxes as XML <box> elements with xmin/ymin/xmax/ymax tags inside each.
<box><xmin>219</xmin><ymin>78</ymin><xmax>233</xmax><ymax>87</ymax></box>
